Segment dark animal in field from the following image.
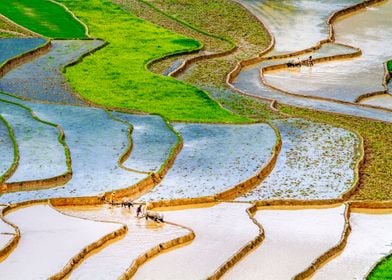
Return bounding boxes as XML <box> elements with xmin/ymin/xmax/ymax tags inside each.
<box><xmin>144</xmin><ymin>211</ymin><xmax>164</xmax><ymax>223</ymax></box>
<box><xmin>121</xmin><ymin>198</ymin><xmax>134</xmax><ymax>209</ymax></box>
<box><xmin>287</xmin><ymin>60</ymin><xmax>301</xmax><ymax>68</ymax></box>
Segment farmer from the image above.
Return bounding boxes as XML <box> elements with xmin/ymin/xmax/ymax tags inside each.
<box><xmin>308</xmin><ymin>55</ymin><xmax>314</xmax><ymax>67</ymax></box>
<box><xmin>136</xmin><ymin>204</ymin><xmax>143</xmax><ymax>218</ymax></box>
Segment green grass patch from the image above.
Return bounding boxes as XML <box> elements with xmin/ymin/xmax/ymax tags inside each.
<box><xmin>0</xmin><ymin>0</ymin><xmax>87</xmax><ymax>38</ymax></box>
<box><xmin>56</xmin><ymin>0</ymin><xmax>248</xmax><ymax>122</ymax></box>
<box><xmin>387</xmin><ymin>60</ymin><xmax>392</xmax><ymax>73</ymax></box>
<box><xmin>279</xmin><ymin>105</ymin><xmax>392</xmax><ymax>200</ymax></box>
<box><xmin>368</xmin><ymin>255</ymin><xmax>392</xmax><ymax>280</ymax></box>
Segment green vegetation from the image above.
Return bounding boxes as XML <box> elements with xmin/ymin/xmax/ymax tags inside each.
<box><xmin>121</xmin><ymin>0</ymin><xmax>392</xmax><ymax>201</ymax></box>
<box><xmin>368</xmin><ymin>255</ymin><xmax>392</xmax><ymax>280</ymax></box>
<box><xmin>0</xmin><ymin>0</ymin><xmax>87</xmax><ymax>38</ymax></box>
<box><xmin>119</xmin><ymin>0</ymin><xmax>274</xmax><ymax>121</ymax></box>
<box><xmin>140</xmin><ymin>0</ymin><xmax>270</xmax><ymax>87</ymax></box>
<box><xmin>113</xmin><ymin>0</ymin><xmax>231</xmax><ymax>74</ymax></box>
<box><xmin>387</xmin><ymin>60</ymin><xmax>392</xmax><ymax>72</ymax></box>
<box><xmin>56</xmin><ymin>0</ymin><xmax>247</xmax><ymax>122</ymax></box>
<box><xmin>279</xmin><ymin>105</ymin><xmax>392</xmax><ymax>201</ymax></box>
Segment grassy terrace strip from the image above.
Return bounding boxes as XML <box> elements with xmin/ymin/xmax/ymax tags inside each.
<box><xmin>0</xmin><ymin>16</ymin><xmax>35</xmax><ymax>37</ymax></box>
<box><xmin>55</xmin><ymin>0</ymin><xmax>247</xmax><ymax>123</ymax></box>
<box><xmin>0</xmin><ymin>0</ymin><xmax>87</xmax><ymax>38</ymax></box>
<box><xmin>124</xmin><ymin>0</ymin><xmax>275</xmax><ymax>121</ymax></box>
<box><xmin>142</xmin><ymin>0</ymin><xmax>270</xmax><ymax>84</ymax></box>
<box><xmin>113</xmin><ymin>0</ymin><xmax>232</xmax><ymax>75</ymax></box>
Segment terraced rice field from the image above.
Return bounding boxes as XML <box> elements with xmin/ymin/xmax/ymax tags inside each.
<box><xmin>0</xmin><ymin>0</ymin><xmax>391</xmax><ymax>278</ymax></box>
<box><xmin>0</xmin><ymin>204</ymin><xmax>122</xmax><ymax>280</ymax></box>
<box><xmin>0</xmin><ymin>37</ymin><xmax>45</xmax><ymax>64</ymax></box>
<box><xmin>0</xmin><ymin>40</ymin><xmax>104</xmax><ymax>104</ymax></box>
<box><xmin>59</xmin><ymin>205</ymin><xmax>191</xmax><ymax>278</ymax></box>
<box><xmin>0</xmin><ymin>118</ymin><xmax>15</xmax><ymax>181</ymax></box>
<box><xmin>263</xmin><ymin>0</ymin><xmax>392</xmax><ymax>105</ymax></box>
<box><xmin>313</xmin><ymin>209</ymin><xmax>392</xmax><ymax>279</ymax></box>
<box><xmin>238</xmin><ymin>119</ymin><xmax>361</xmax><ymax>201</ymax></box>
<box><xmin>0</xmin><ymin>100</ymin><xmax>68</xmax><ymax>185</ymax></box>
<box><xmin>224</xmin><ymin>205</ymin><xmax>346</xmax><ymax>279</ymax></box>
<box><xmin>140</xmin><ymin>123</ymin><xmax>276</xmax><ymax>201</ymax></box>
<box><xmin>134</xmin><ymin>203</ymin><xmax>259</xmax><ymax>279</ymax></box>
<box><xmin>111</xmin><ymin>112</ymin><xmax>178</xmax><ymax>173</ymax></box>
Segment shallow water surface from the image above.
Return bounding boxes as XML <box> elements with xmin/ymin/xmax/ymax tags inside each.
<box><xmin>238</xmin><ymin>119</ymin><xmax>360</xmax><ymax>200</ymax></box>
<box><xmin>0</xmin><ymin>204</ymin><xmax>121</xmax><ymax>280</ymax></box>
<box><xmin>0</xmin><ymin>40</ymin><xmax>103</xmax><ymax>104</ymax></box>
<box><xmin>0</xmin><ymin>99</ymin><xmax>146</xmax><ymax>203</ymax></box>
<box><xmin>134</xmin><ymin>203</ymin><xmax>259</xmax><ymax>279</ymax></box>
<box><xmin>0</xmin><ymin>100</ymin><xmax>68</xmax><ymax>183</ymax></box>
<box><xmin>237</xmin><ymin>0</ymin><xmax>361</xmax><ymax>54</ymax></box>
<box><xmin>60</xmin><ymin>205</ymin><xmax>189</xmax><ymax>279</ymax></box>
<box><xmin>264</xmin><ymin>1</ymin><xmax>392</xmax><ymax>105</ymax></box>
<box><xmin>0</xmin><ymin>38</ymin><xmax>46</xmax><ymax>64</ymax></box>
<box><xmin>111</xmin><ymin>112</ymin><xmax>177</xmax><ymax>173</ymax></box>
<box><xmin>313</xmin><ymin>210</ymin><xmax>392</xmax><ymax>279</ymax></box>
<box><xmin>140</xmin><ymin>123</ymin><xmax>276</xmax><ymax>201</ymax></box>
<box><xmin>224</xmin><ymin>205</ymin><xmax>346</xmax><ymax>279</ymax></box>
<box><xmin>0</xmin><ymin>118</ymin><xmax>14</xmax><ymax>179</ymax></box>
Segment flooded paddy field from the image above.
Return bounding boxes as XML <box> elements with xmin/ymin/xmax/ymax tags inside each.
<box><xmin>238</xmin><ymin>119</ymin><xmax>360</xmax><ymax>201</ymax></box>
<box><xmin>0</xmin><ymin>38</ymin><xmax>46</xmax><ymax>65</ymax></box>
<box><xmin>111</xmin><ymin>112</ymin><xmax>178</xmax><ymax>173</ymax></box>
<box><xmin>140</xmin><ymin>123</ymin><xmax>276</xmax><ymax>201</ymax></box>
<box><xmin>224</xmin><ymin>205</ymin><xmax>346</xmax><ymax>279</ymax></box>
<box><xmin>262</xmin><ymin>1</ymin><xmax>392</xmax><ymax>106</ymax></box>
<box><xmin>313</xmin><ymin>209</ymin><xmax>392</xmax><ymax>279</ymax></box>
<box><xmin>0</xmin><ymin>40</ymin><xmax>103</xmax><ymax>105</ymax></box>
<box><xmin>0</xmin><ymin>118</ymin><xmax>15</xmax><ymax>179</ymax></box>
<box><xmin>0</xmin><ymin>100</ymin><xmax>67</xmax><ymax>184</ymax></box>
<box><xmin>0</xmin><ymin>99</ymin><xmax>146</xmax><ymax>203</ymax></box>
<box><xmin>134</xmin><ymin>203</ymin><xmax>259</xmax><ymax>279</ymax></box>
<box><xmin>0</xmin><ymin>204</ymin><xmax>121</xmax><ymax>280</ymax></box>
<box><xmin>236</xmin><ymin>0</ymin><xmax>361</xmax><ymax>54</ymax></box>
<box><xmin>59</xmin><ymin>205</ymin><xmax>190</xmax><ymax>279</ymax></box>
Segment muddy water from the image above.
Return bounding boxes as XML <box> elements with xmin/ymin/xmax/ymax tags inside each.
<box><xmin>59</xmin><ymin>205</ymin><xmax>189</xmax><ymax>279</ymax></box>
<box><xmin>224</xmin><ymin>205</ymin><xmax>346</xmax><ymax>279</ymax></box>
<box><xmin>0</xmin><ymin>204</ymin><xmax>121</xmax><ymax>280</ymax></box>
<box><xmin>264</xmin><ymin>1</ymin><xmax>392</xmax><ymax>105</ymax></box>
<box><xmin>238</xmin><ymin>119</ymin><xmax>359</xmax><ymax>201</ymax></box>
<box><xmin>313</xmin><ymin>210</ymin><xmax>392</xmax><ymax>279</ymax></box>
<box><xmin>236</xmin><ymin>0</ymin><xmax>361</xmax><ymax>54</ymax></box>
<box><xmin>140</xmin><ymin>123</ymin><xmax>276</xmax><ymax>201</ymax></box>
<box><xmin>360</xmin><ymin>94</ymin><xmax>392</xmax><ymax>110</ymax></box>
<box><xmin>134</xmin><ymin>203</ymin><xmax>259</xmax><ymax>279</ymax></box>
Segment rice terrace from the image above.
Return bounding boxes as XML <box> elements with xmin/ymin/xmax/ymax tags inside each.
<box><xmin>0</xmin><ymin>0</ymin><xmax>392</xmax><ymax>279</ymax></box>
